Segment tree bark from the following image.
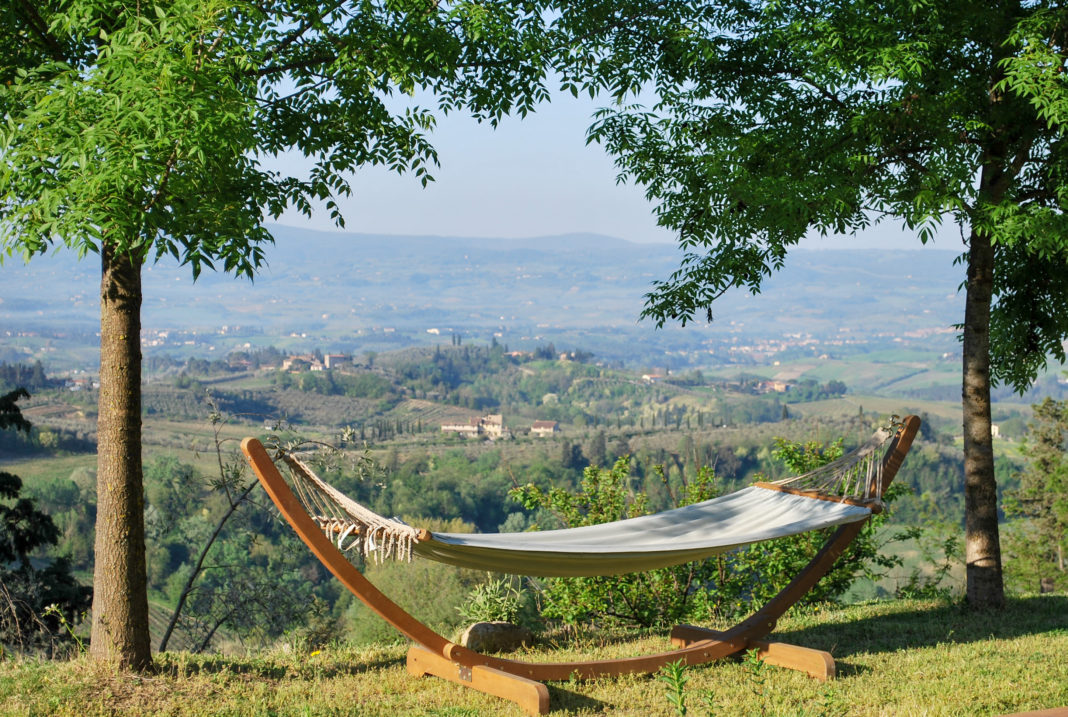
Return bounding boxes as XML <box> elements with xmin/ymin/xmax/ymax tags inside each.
<box><xmin>90</xmin><ymin>245</ymin><xmax>153</xmax><ymax>669</ymax></box>
<box><xmin>962</xmin><ymin>225</ymin><xmax>1005</xmax><ymax>609</ymax></box>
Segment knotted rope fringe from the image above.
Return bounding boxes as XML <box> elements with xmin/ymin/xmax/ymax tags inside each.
<box><xmin>281</xmin><ymin>453</ymin><xmax>423</xmax><ymax>564</ymax></box>
<box><xmin>767</xmin><ymin>422</ymin><xmax>899</xmax><ymax>503</ymax></box>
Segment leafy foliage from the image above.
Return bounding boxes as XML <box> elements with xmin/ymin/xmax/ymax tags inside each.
<box><xmin>1004</xmin><ymin>398</ymin><xmax>1068</xmax><ymax>591</ymax></box>
<box><xmin>768</xmin><ymin>437</ymin><xmax>845</xmax><ymax>475</ymax></box>
<box><xmin>0</xmin><ymin>389</ymin><xmax>91</xmax><ymax>655</ymax></box>
<box><xmin>703</xmin><ymin>436</ymin><xmax>905</xmax><ymax>617</ymax></box>
<box><xmin>568</xmin><ymin>1</ymin><xmax>1068</xmax><ymax>391</ymax></box>
<box><xmin>556</xmin><ymin>0</ymin><xmax>1068</xmax><ymax>606</ymax></box>
<box><xmin>1</xmin><ymin>1</ymin><xmax>553</xmax><ymax>270</ymax></box>
<box><xmin>170</xmin><ymin>538</ymin><xmax>314</xmax><ymax>653</ymax></box>
<box><xmin>513</xmin><ymin>432</ymin><xmax>907</xmax><ymax>628</ymax></box>
<box><xmin>1</xmin><ymin>0</ymin><xmax>556</xmax><ymax>662</ymax></box>
<box><xmin>456</xmin><ymin>576</ymin><xmax>537</xmax><ymax>626</ymax></box>
<box><xmin>659</xmin><ymin>660</ymin><xmax>689</xmax><ymax>717</ymax></box>
<box><xmin>151</xmin><ymin>408</ymin><xmax>337</xmax><ymax>653</ymax></box>
<box><xmin>512</xmin><ymin>457</ymin><xmax>721</xmax><ymax>627</ymax></box>
<box><xmin>784</xmin><ymin>379</ymin><xmax>848</xmax><ymax>404</ymax></box>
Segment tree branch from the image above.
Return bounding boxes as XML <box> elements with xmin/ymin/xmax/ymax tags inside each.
<box><xmin>1014</xmin><ymin>187</ymin><xmax>1054</xmax><ymax>206</ymax></box>
<box><xmin>256</xmin><ymin>79</ymin><xmax>332</xmax><ymax>107</ymax></box>
<box><xmin>141</xmin><ymin>149</ymin><xmax>179</xmax><ymax>213</ymax></box>
<box><xmin>13</xmin><ymin>0</ymin><xmax>67</xmax><ymax>62</ymax></box>
<box><xmin>252</xmin><ymin>52</ymin><xmax>338</xmax><ymax>79</ymax></box>
<box><xmin>776</xmin><ymin>66</ymin><xmax>850</xmax><ymax>111</ymax></box>
<box><xmin>260</xmin><ymin>0</ymin><xmax>349</xmax><ymax>66</ymax></box>
<box><xmin>192</xmin><ymin>608</ymin><xmax>235</xmax><ymax>654</ymax></box>
<box><xmin>157</xmin><ymin>479</ymin><xmax>257</xmax><ymax>653</ymax></box>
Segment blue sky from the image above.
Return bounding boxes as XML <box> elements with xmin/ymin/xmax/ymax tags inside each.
<box><xmin>273</xmin><ymin>91</ymin><xmax>966</xmax><ymax>251</ymax></box>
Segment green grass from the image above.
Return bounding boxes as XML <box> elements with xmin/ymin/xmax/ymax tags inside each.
<box><xmin>1</xmin><ymin>453</ymin><xmax>97</xmax><ymax>485</ymax></box>
<box><xmin>3</xmin><ymin>596</ymin><xmax>1066</xmax><ymax>715</ymax></box>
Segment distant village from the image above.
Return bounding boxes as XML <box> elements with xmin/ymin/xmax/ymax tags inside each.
<box><xmin>126</xmin><ymin>320</ymin><xmax>964</xmax><ymax>370</ymax></box>
<box><xmin>237</xmin><ymin>350</ymin><xmax>564</xmax><ymax>439</ymax></box>
<box><xmin>280</xmin><ymin>353</ymin><xmax>351</xmax><ymax>372</ymax></box>
<box><xmin>439</xmin><ymin>414</ymin><xmax>559</xmax><ymax>440</ymax></box>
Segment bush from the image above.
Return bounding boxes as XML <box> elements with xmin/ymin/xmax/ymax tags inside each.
<box><xmin>511</xmin><ymin>434</ymin><xmax>907</xmax><ymax>628</ymax></box>
<box><xmin>698</xmin><ymin>436</ymin><xmax>907</xmax><ymax>619</ymax></box>
<box><xmin>511</xmin><ymin>458</ymin><xmax>720</xmax><ymax>628</ymax></box>
<box><xmin>455</xmin><ymin>576</ymin><xmax>541</xmax><ymax>631</ymax></box>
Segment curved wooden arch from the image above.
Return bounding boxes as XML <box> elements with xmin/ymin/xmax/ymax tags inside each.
<box><xmin>241</xmin><ymin>415</ymin><xmax>920</xmax><ymax>715</ymax></box>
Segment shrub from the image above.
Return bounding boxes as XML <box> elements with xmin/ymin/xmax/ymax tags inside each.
<box><xmin>456</xmin><ymin>577</ymin><xmax>536</xmax><ymax>625</ymax></box>
<box><xmin>511</xmin><ymin>458</ymin><xmax>720</xmax><ymax>628</ymax></box>
<box><xmin>697</xmin><ymin>436</ymin><xmax>907</xmax><ymax>619</ymax></box>
<box><xmin>511</xmin><ymin>434</ymin><xmax>907</xmax><ymax>628</ymax></box>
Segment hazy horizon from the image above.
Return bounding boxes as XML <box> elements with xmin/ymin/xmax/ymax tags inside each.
<box><xmin>266</xmin><ymin>89</ymin><xmax>967</xmax><ymax>252</ymax></box>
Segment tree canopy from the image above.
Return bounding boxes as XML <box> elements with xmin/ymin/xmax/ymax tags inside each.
<box><xmin>564</xmin><ymin>0</ymin><xmax>1068</xmax><ymax>606</ymax></box>
<box><xmin>1</xmin><ymin>0</ymin><xmax>550</xmax><ymax>271</ymax></box>
<box><xmin>1</xmin><ymin>0</ymin><xmax>552</xmax><ymax>667</ymax></box>
<box><xmin>577</xmin><ymin>0</ymin><xmax>1068</xmax><ymax>379</ymax></box>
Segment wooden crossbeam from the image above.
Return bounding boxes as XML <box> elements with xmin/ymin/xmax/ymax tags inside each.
<box><xmin>407</xmin><ymin>645</ymin><xmax>550</xmax><ymax>716</ymax></box>
<box><xmin>670</xmin><ymin>624</ymin><xmax>835</xmax><ymax>680</ymax></box>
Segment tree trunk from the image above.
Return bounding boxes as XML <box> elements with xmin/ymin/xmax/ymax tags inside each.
<box><xmin>90</xmin><ymin>245</ymin><xmax>153</xmax><ymax>669</ymax></box>
<box><xmin>961</xmin><ymin>226</ymin><xmax>1005</xmax><ymax>609</ymax></box>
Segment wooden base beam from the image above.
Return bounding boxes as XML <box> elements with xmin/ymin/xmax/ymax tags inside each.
<box><xmin>670</xmin><ymin>624</ymin><xmax>835</xmax><ymax>681</ymax></box>
<box><xmin>407</xmin><ymin>645</ymin><xmax>551</xmax><ymax>716</ymax></box>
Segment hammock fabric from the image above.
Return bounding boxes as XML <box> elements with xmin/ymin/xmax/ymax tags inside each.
<box><xmin>280</xmin><ymin>425</ymin><xmax>894</xmax><ymax>577</ymax></box>
<box><xmin>416</xmin><ymin>487</ymin><xmax>870</xmax><ymax>576</ymax></box>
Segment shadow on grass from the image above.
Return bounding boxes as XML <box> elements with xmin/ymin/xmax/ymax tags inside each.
<box><xmin>532</xmin><ymin>625</ymin><xmax>667</xmax><ymax>653</ymax></box>
<box><xmin>831</xmin><ymin>660</ymin><xmax>873</xmax><ymax>678</ymax></box>
<box><xmin>155</xmin><ymin>651</ymin><xmax>405</xmax><ymax>680</ymax></box>
<box><xmin>546</xmin><ymin>685</ymin><xmax>606</xmax><ymax>713</ymax></box>
<box><xmin>770</xmin><ymin>595</ymin><xmax>1068</xmax><ymax>659</ymax></box>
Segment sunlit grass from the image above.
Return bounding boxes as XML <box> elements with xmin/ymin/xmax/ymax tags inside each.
<box><xmin>2</xmin><ymin>596</ymin><xmax>1065</xmax><ymax>716</ymax></box>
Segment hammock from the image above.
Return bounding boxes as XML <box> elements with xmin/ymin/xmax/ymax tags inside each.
<box><xmin>242</xmin><ymin>416</ymin><xmax>920</xmax><ymax>716</ymax></box>
<box><xmin>279</xmin><ymin>425</ymin><xmax>893</xmax><ymax>577</ymax></box>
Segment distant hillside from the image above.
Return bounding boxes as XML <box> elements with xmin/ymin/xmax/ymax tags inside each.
<box><xmin>0</xmin><ymin>225</ymin><xmax>965</xmax><ymax>370</ymax></box>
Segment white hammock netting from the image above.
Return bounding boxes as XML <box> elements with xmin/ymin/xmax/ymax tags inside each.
<box><xmin>278</xmin><ymin>424</ymin><xmax>897</xmax><ymax>578</ymax></box>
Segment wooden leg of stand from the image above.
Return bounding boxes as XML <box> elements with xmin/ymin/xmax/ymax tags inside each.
<box><xmin>407</xmin><ymin>645</ymin><xmax>551</xmax><ymax>716</ymax></box>
<box><xmin>670</xmin><ymin>625</ymin><xmax>835</xmax><ymax>681</ymax></box>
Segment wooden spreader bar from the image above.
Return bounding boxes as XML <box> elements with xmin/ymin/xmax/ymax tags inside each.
<box><xmin>241</xmin><ymin>416</ymin><xmax>920</xmax><ymax>715</ymax></box>
<box><xmin>752</xmin><ymin>482</ymin><xmax>885</xmax><ymax>513</ymax></box>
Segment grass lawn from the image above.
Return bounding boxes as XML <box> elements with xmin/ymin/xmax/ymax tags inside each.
<box><xmin>2</xmin><ymin>596</ymin><xmax>1065</xmax><ymax>716</ymax></box>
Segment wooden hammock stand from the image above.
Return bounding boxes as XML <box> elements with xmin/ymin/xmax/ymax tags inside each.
<box><xmin>241</xmin><ymin>415</ymin><xmax>920</xmax><ymax>715</ymax></box>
